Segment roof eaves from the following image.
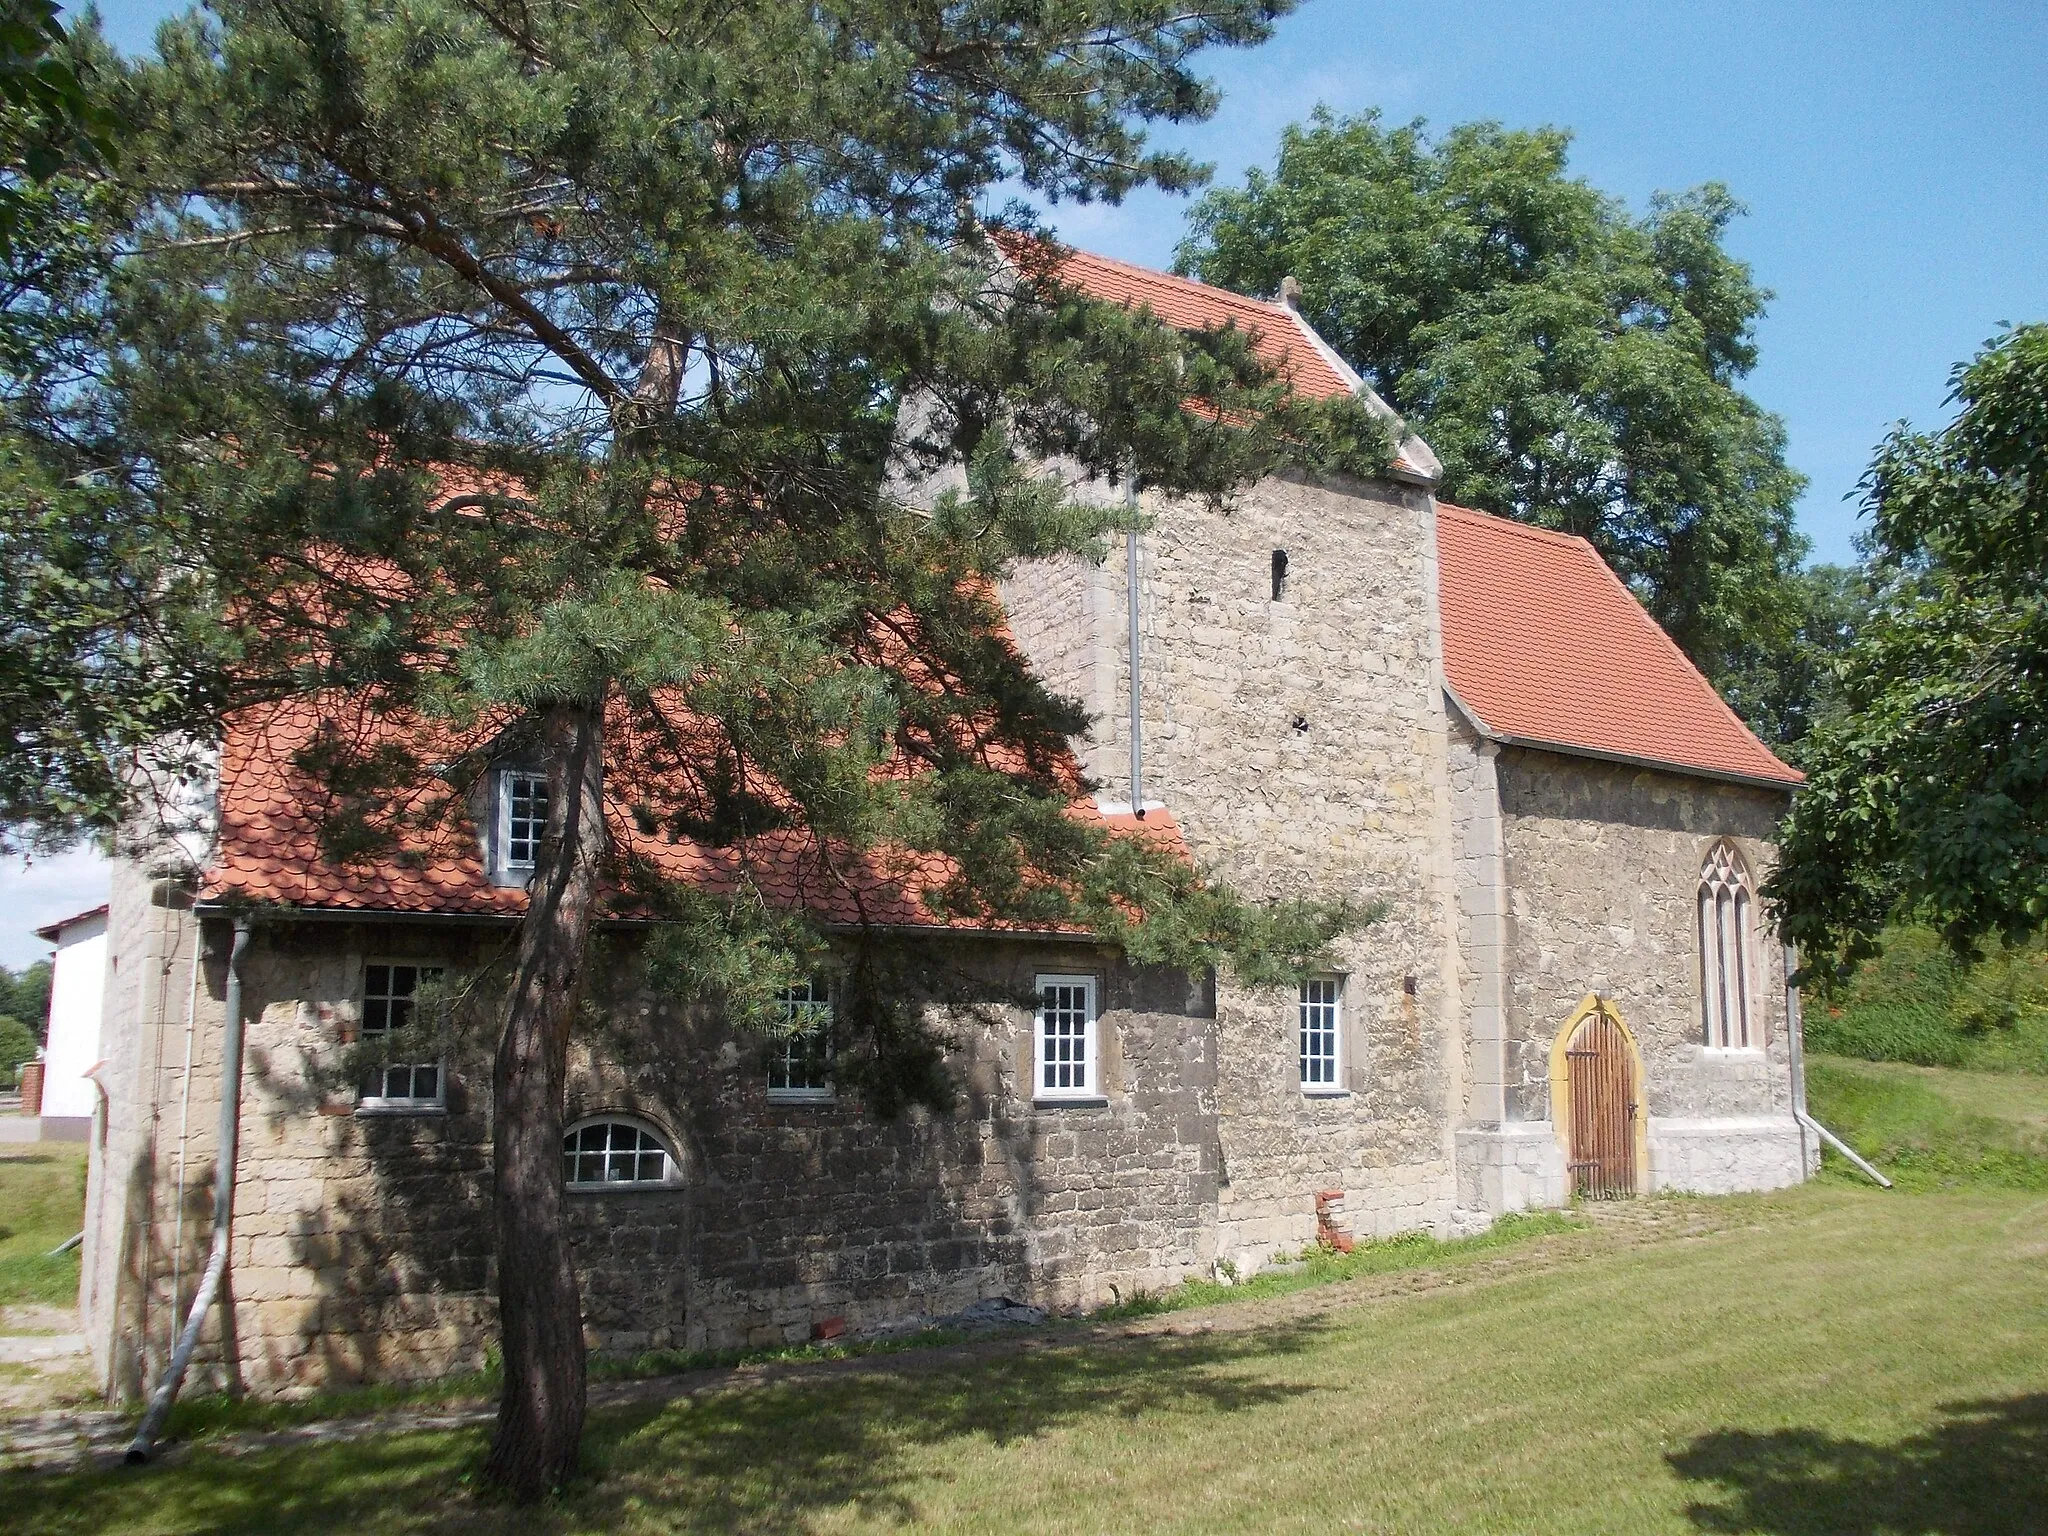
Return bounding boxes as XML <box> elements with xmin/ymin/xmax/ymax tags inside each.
<box><xmin>1452</xmin><ymin>705</ymin><xmax>1801</xmax><ymax>793</ymax></box>
<box><xmin>33</xmin><ymin>903</ymin><xmax>110</xmax><ymax>942</ymax></box>
<box><xmin>191</xmin><ymin>896</ymin><xmax>1101</xmax><ymax>943</ymax></box>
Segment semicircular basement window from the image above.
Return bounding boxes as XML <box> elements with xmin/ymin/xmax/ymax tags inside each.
<box><xmin>562</xmin><ymin>1117</ymin><xmax>680</xmax><ymax>1191</ymax></box>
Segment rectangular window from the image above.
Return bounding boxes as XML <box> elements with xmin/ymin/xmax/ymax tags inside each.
<box><xmin>767</xmin><ymin>978</ymin><xmax>834</xmax><ymax>1102</ymax></box>
<box><xmin>1034</xmin><ymin>974</ymin><xmax>1098</xmax><ymax>1100</ymax></box>
<box><xmin>500</xmin><ymin>770</ymin><xmax>549</xmax><ymax>871</ymax></box>
<box><xmin>359</xmin><ymin>962</ymin><xmax>445</xmax><ymax>1111</ymax></box>
<box><xmin>1299</xmin><ymin>975</ymin><xmax>1343</xmax><ymax>1092</ymax></box>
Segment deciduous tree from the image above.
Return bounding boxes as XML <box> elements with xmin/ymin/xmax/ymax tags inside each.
<box><xmin>1176</xmin><ymin>109</ymin><xmax>1810</xmax><ymax>697</ymax></box>
<box><xmin>1769</xmin><ymin>324</ymin><xmax>2048</xmax><ymax>984</ymax></box>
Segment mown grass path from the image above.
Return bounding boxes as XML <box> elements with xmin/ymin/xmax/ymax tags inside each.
<box><xmin>8</xmin><ymin>1182</ymin><xmax>2045</xmax><ymax>1534</ymax></box>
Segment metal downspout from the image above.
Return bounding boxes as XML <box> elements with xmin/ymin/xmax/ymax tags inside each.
<box><xmin>127</xmin><ymin>916</ymin><xmax>252</xmax><ymax>1463</ymax></box>
<box><xmin>1125</xmin><ymin>476</ymin><xmax>1144</xmax><ymax>819</ymax></box>
<box><xmin>1784</xmin><ymin>942</ymin><xmax>1892</xmax><ymax>1190</ymax></box>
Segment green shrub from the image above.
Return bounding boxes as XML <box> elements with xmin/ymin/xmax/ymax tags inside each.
<box><xmin>0</xmin><ymin>1014</ymin><xmax>35</xmax><ymax>1090</ymax></box>
<box><xmin>1808</xmin><ymin>927</ymin><xmax>2048</xmax><ymax>1073</ymax></box>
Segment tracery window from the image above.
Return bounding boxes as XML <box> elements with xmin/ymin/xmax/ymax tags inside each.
<box><xmin>1698</xmin><ymin>841</ymin><xmax>1757</xmax><ymax>1049</ymax></box>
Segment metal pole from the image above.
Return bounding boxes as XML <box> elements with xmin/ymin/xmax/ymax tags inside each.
<box><xmin>1125</xmin><ymin>476</ymin><xmax>1144</xmax><ymax>818</ymax></box>
<box><xmin>128</xmin><ymin>916</ymin><xmax>251</xmax><ymax>1463</ymax></box>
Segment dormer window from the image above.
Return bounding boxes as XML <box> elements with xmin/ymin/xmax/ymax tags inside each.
<box><xmin>499</xmin><ymin>769</ymin><xmax>549</xmax><ymax>872</ymax></box>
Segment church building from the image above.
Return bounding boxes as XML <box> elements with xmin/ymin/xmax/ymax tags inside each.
<box><xmin>77</xmin><ymin>247</ymin><xmax>1813</xmax><ymax>1400</ymax></box>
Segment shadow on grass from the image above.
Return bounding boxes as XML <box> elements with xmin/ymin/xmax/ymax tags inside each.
<box><xmin>1669</xmin><ymin>1393</ymin><xmax>2048</xmax><ymax>1535</ymax></box>
<box><xmin>7</xmin><ymin>1317</ymin><xmax>1337</xmax><ymax>1535</ymax></box>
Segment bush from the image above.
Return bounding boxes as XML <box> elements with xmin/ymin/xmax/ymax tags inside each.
<box><xmin>0</xmin><ymin>1014</ymin><xmax>35</xmax><ymax>1089</ymax></box>
<box><xmin>1807</xmin><ymin>927</ymin><xmax>2048</xmax><ymax>1073</ymax></box>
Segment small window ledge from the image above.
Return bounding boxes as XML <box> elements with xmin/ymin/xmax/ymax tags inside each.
<box><xmin>1300</xmin><ymin>1087</ymin><xmax>1351</xmax><ymax>1100</ymax></box>
<box><xmin>767</xmin><ymin>1090</ymin><xmax>836</xmax><ymax>1105</ymax></box>
<box><xmin>355</xmin><ymin>1102</ymin><xmax>448</xmax><ymax>1118</ymax></box>
<box><xmin>1700</xmin><ymin>1046</ymin><xmax>1767</xmax><ymax>1058</ymax></box>
<box><xmin>565</xmin><ymin>1180</ymin><xmax>684</xmax><ymax>1196</ymax></box>
<box><xmin>1032</xmin><ymin>1095</ymin><xmax>1109</xmax><ymax>1110</ymax></box>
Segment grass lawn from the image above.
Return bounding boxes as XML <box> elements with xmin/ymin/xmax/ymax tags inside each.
<box><xmin>0</xmin><ymin>1141</ymin><xmax>86</xmax><ymax>1308</ymax></box>
<box><xmin>1807</xmin><ymin>1052</ymin><xmax>2048</xmax><ymax>1189</ymax></box>
<box><xmin>9</xmin><ymin>1177</ymin><xmax>2047</xmax><ymax>1534</ymax></box>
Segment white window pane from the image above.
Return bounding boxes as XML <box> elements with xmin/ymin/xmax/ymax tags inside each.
<box><xmin>1036</xmin><ymin>978</ymin><xmax>1094</xmax><ymax>1094</ymax></box>
<box><xmin>1299</xmin><ymin>977</ymin><xmax>1341</xmax><ymax>1088</ymax></box>
<box><xmin>564</xmin><ymin>1120</ymin><xmax>675</xmax><ymax>1187</ymax></box>
<box><xmin>360</xmin><ymin>963</ymin><xmax>445</xmax><ymax>1104</ymax></box>
<box><xmin>769</xmin><ymin>979</ymin><xmax>833</xmax><ymax>1095</ymax></box>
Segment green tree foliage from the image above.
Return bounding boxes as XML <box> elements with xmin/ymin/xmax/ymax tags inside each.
<box><xmin>1714</xmin><ymin>562</ymin><xmax>1869</xmax><ymax>758</ymax></box>
<box><xmin>0</xmin><ymin>958</ymin><xmax>50</xmax><ymax>1043</ymax></box>
<box><xmin>1769</xmin><ymin>325</ymin><xmax>2048</xmax><ymax>984</ymax></box>
<box><xmin>0</xmin><ymin>0</ymin><xmax>114</xmax><ymax>252</ymax></box>
<box><xmin>0</xmin><ymin>1012</ymin><xmax>32</xmax><ymax>1086</ymax></box>
<box><xmin>0</xmin><ymin>13</ymin><xmax>201</xmax><ymax>852</ymax></box>
<box><xmin>1176</xmin><ymin>110</ymin><xmax>1812</xmax><ymax>699</ymax></box>
<box><xmin>86</xmin><ymin>0</ymin><xmax>1382</xmax><ymax>1496</ymax></box>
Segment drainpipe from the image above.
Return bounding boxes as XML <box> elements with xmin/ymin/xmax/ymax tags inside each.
<box><xmin>1784</xmin><ymin>942</ymin><xmax>1892</xmax><ymax>1190</ymax></box>
<box><xmin>169</xmin><ymin>910</ymin><xmax>203</xmax><ymax>1350</ymax></box>
<box><xmin>1125</xmin><ymin>475</ymin><xmax>1145</xmax><ymax>819</ymax></box>
<box><xmin>127</xmin><ymin>916</ymin><xmax>252</xmax><ymax>1463</ymax></box>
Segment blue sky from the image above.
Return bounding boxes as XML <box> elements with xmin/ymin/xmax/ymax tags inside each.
<box><xmin>6</xmin><ymin>0</ymin><xmax>2043</xmax><ymax>967</ymax></box>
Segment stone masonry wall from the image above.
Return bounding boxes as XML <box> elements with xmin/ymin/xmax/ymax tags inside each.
<box><xmin>1494</xmin><ymin>748</ymin><xmax>1799</xmax><ymax>1139</ymax></box>
<box><xmin>79</xmin><ymin>856</ymin><xmax>203</xmax><ymax>1398</ymax></box>
<box><xmin>1003</xmin><ymin>467</ymin><xmax>1470</xmax><ymax>1262</ymax></box>
<box><xmin>86</xmin><ymin>914</ymin><xmax>1226</xmax><ymax>1396</ymax></box>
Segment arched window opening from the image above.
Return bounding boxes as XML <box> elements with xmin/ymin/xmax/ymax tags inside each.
<box><xmin>1698</xmin><ymin>841</ymin><xmax>1757</xmax><ymax>1049</ymax></box>
<box><xmin>563</xmin><ymin>1117</ymin><xmax>679</xmax><ymax>1190</ymax></box>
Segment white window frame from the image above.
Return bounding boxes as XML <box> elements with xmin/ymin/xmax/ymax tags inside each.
<box><xmin>356</xmin><ymin>961</ymin><xmax>446</xmax><ymax>1113</ymax></box>
<box><xmin>1299</xmin><ymin>974</ymin><xmax>1346</xmax><ymax>1095</ymax></box>
<box><xmin>497</xmin><ymin>768</ymin><xmax>549</xmax><ymax>873</ymax></box>
<box><xmin>1033</xmin><ymin>973</ymin><xmax>1099</xmax><ymax>1102</ymax></box>
<box><xmin>1698</xmin><ymin>840</ymin><xmax>1761</xmax><ymax>1052</ymax></box>
<box><xmin>767</xmin><ymin>978</ymin><xmax>835</xmax><ymax>1103</ymax></box>
<box><xmin>562</xmin><ymin>1114</ymin><xmax>682</xmax><ymax>1193</ymax></box>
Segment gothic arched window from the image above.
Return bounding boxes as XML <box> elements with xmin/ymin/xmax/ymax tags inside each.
<box><xmin>1698</xmin><ymin>841</ymin><xmax>1757</xmax><ymax>1049</ymax></box>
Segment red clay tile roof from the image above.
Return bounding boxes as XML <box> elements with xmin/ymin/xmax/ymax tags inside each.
<box><xmin>1049</xmin><ymin>247</ymin><xmax>1356</xmax><ymax>401</ymax></box>
<box><xmin>203</xmin><ymin>693</ymin><xmax>1188</xmax><ymax>927</ymax></box>
<box><xmin>1435</xmin><ymin>503</ymin><xmax>1801</xmax><ymax>789</ymax></box>
<box><xmin>1039</xmin><ymin>245</ymin><xmax>1436</xmax><ymax>483</ymax></box>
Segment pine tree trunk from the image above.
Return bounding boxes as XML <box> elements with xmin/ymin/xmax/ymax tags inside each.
<box><xmin>483</xmin><ymin>699</ymin><xmax>606</xmax><ymax>1501</ymax></box>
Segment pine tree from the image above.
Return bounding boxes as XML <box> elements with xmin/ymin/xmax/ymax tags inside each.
<box><xmin>93</xmin><ymin>0</ymin><xmax>1384</xmax><ymax>1499</ymax></box>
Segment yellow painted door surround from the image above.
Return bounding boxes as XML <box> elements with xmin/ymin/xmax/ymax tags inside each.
<box><xmin>1548</xmin><ymin>995</ymin><xmax>1650</xmax><ymax>1198</ymax></box>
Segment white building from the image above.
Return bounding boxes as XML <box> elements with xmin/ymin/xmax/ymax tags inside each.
<box><xmin>34</xmin><ymin>903</ymin><xmax>109</xmax><ymax>1132</ymax></box>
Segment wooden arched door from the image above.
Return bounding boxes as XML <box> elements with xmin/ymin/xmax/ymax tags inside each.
<box><xmin>1565</xmin><ymin>1004</ymin><xmax>1638</xmax><ymax>1198</ymax></box>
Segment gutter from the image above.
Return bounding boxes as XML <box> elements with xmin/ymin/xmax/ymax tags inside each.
<box><xmin>1125</xmin><ymin>473</ymin><xmax>1146</xmax><ymax>819</ymax></box>
<box><xmin>194</xmin><ymin>899</ymin><xmax>1114</xmax><ymax>946</ymax></box>
<box><xmin>1443</xmin><ymin>685</ymin><xmax>1802</xmax><ymax>795</ymax></box>
<box><xmin>127</xmin><ymin>915</ymin><xmax>252</xmax><ymax>1464</ymax></box>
